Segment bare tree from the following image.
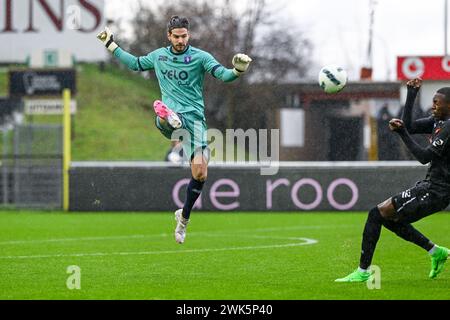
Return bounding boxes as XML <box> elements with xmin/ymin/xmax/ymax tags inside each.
<box><xmin>125</xmin><ymin>0</ymin><xmax>313</xmax><ymax>130</ymax></box>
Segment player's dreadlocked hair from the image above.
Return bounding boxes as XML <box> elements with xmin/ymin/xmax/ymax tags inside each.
<box><xmin>167</xmin><ymin>16</ymin><xmax>189</xmax><ymax>33</ymax></box>
<box><xmin>437</xmin><ymin>87</ymin><xmax>450</xmax><ymax>104</ymax></box>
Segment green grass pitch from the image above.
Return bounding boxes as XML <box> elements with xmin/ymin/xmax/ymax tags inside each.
<box><xmin>0</xmin><ymin>211</ymin><xmax>449</xmax><ymax>300</ymax></box>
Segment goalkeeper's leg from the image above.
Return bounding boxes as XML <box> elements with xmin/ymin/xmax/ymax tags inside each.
<box><xmin>173</xmin><ymin>148</ymin><xmax>209</xmax><ymax>244</ymax></box>
<box><xmin>153</xmin><ymin>100</ymin><xmax>182</xmax><ymax>130</ymax></box>
<box><xmin>155</xmin><ymin>117</ymin><xmax>176</xmax><ymax>140</ymax></box>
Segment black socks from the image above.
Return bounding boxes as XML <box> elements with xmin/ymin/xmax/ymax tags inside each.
<box><xmin>381</xmin><ymin>219</ymin><xmax>434</xmax><ymax>252</ymax></box>
<box><xmin>360</xmin><ymin>207</ymin><xmax>383</xmax><ymax>270</ymax></box>
<box><xmin>359</xmin><ymin>206</ymin><xmax>435</xmax><ymax>270</ymax></box>
<box><xmin>182</xmin><ymin>178</ymin><xmax>205</xmax><ymax>220</ymax></box>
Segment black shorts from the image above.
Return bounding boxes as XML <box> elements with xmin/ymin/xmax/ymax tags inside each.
<box><xmin>392</xmin><ymin>181</ymin><xmax>449</xmax><ymax>224</ymax></box>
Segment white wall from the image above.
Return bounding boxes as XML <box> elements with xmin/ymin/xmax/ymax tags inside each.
<box><xmin>399</xmin><ymin>81</ymin><xmax>448</xmax><ymax>112</ymax></box>
<box><xmin>0</xmin><ymin>0</ymin><xmax>106</xmax><ymax>63</ymax></box>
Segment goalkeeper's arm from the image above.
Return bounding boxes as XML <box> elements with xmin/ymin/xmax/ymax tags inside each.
<box><xmin>97</xmin><ymin>27</ymin><xmax>149</xmax><ymax>72</ymax></box>
<box><xmin>211</xmin><ymin>53</ymin><xmax>253</xmax><ymax>83</ymax></box>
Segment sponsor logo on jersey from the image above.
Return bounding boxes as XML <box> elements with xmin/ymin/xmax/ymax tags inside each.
<box><xmin>160</xmin><ymin>69</ymin><xmax>190</xmax><ymax>86</ymax></box>
<box><xmin>432</xmin><ymin>139</ymin><xmax>444</xmax><ymax>147</ymax></box>
<box><xmin>161</xmin><ymin>69</ymin><xmax>189</xmax><ymax>81</ymax></box>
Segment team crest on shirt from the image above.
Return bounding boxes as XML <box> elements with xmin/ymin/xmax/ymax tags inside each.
<box><xmin>159</xmin><ymin>56</ymin><xmax>168</xmax><ymax>61</ymax></box>
<box><xmin>184</xmin><ymin>56</ymin><xmax>192</xmax><ymax>64</ymax></box>
<box><xmin>435</xmin><ymin>128</ymin><xmax>441</xmax><ymax>135</ymax></box>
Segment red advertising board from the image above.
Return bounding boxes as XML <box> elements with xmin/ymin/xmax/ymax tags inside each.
<box><xmin>397</xmin><ymin>56</ymin><xmax>450</xmax><ymax>80</ymax></box>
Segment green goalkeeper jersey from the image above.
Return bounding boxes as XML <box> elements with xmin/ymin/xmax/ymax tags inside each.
<box><xmin>114</xmin><ymin>46</ymin><xmax>239</xmax><ymax>120</ymax></box>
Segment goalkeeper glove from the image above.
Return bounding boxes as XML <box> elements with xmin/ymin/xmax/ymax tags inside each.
<box><xmin>232</xmin><ymin>53</ymin><xmax>252</xmax><ymax>76</ymax></box>
<box><xmin>97</xmin><ymin>27</ymin><xmax>119</xmax><ymax>53</ymax></box>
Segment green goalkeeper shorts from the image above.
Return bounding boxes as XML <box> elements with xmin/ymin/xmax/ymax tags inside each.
<box><xmin>155</xmin><ymin>112</ymin><xmax>208</xmax><ymax>160</ymax></box>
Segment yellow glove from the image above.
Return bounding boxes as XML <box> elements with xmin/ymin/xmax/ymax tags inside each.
<box><xmin>97</xmin><ymin>27</ymin><xmax>119</xmax><ymax>53</ymax></box>
<box><xmin>232</xmin><ymin>53</ymin><xmax>252</xmax><ymax>76</ymax></box>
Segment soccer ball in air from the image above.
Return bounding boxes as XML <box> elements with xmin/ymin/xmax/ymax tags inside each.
<box><xmin>318</xmin><ymin>65</ymin><xmax>348</xmax><ymax>94</ymax></box>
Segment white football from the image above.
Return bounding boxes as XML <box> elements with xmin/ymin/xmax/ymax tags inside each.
<box><xmin>318</xmin><ymin>65</ymin><xmax>348</xmax><ymax>94</ymax></box>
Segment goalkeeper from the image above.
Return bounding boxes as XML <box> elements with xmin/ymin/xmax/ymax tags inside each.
<box><xmin>97</xmin><ymin>16</ymin><xmax>252</xmax><ymax>244</ymax></box>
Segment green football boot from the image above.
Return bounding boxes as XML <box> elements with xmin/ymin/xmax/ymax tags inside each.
<box><xmin>335</xmin><ymin>269</ymin><xmax>372</xmax><ymax>282</ymax></box>
<box><xmin>429</xmin><ymin>246</ymin><xmax>449</xmax><ymax>279</ymax></box>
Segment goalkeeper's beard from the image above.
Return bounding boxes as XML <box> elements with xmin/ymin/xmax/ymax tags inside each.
<box><xmin>172</xmin><ymin>44</ymin><xmax>186</xmax><ymax>53</ymax></box>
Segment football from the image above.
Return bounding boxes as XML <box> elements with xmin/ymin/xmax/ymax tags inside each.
<box><xmin>318</xmin><ymin>65</ymin><xmax>348</xmax><ymax>94</ymax></box>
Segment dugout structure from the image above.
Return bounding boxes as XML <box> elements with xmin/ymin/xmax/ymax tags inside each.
<box><xmin>0</xmin><ymin>123</ymin><xmax>62</xmax><ymax>209</ymax></box>
<box><xmin>0</xmin><ymin>89</ymin><xmax>72</xmax><ymax>210</ymax></box>
<box><xmin>266</xmin><ymin>82</ymin><xmax>402</xmax><ymax>161</ymax></box>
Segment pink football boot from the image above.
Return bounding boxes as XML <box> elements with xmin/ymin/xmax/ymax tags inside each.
<box><xmin>153</xmin><ymin>100</ymin><xmax>182</xmax><ymax>129</ymax></box>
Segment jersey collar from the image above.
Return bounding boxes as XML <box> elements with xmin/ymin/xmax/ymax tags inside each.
<box><xmin>169</xmin><ymin>45</ymin><xmax>190</xmax><ymax>56</ymax></box>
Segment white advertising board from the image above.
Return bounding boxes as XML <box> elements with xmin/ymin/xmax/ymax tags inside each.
<box><xmin>0</xmin><ymin>0</ymin><xmax>107</xmax><ymax>63</ymax></box>
<box><xmin>25</xmin><ymin>99</ymin><xmax>77</xmax><ymax>115</ymax></box>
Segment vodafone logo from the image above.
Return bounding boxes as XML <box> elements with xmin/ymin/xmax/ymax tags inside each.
<box><xmin>402</xmin><ymin>57</ymin><xmax>425</xmax><ymax>78</ymax></box>
<box><xmin>442</xmin><ymin>56</ymin><xmax>450</xmax><ymax>73</ymax></box>
<box><xmin>398</xmin><ymin>56</ymin><xmax>450</xmax><ymax>80</ymax></box>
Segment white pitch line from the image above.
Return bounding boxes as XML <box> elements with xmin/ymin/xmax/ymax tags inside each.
<box><xmin>0</xmin><ymin>224</ymin><xmax>351</xmax><ymax>246</ymax></box>
<box><xmin>0</xmin><ymin>237</ymin><xmax>318</xmax><ymax>260</ymax></box>
<box><xmin>0</xmin><ymin>234</ymin><xmax>168</xmax><ymax>245</ymax></box>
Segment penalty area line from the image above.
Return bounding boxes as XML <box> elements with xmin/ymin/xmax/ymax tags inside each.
<box><xmin>0</xmin><ymin>237</ymin><xmax>318</xmax><ymax>260</ymax></box>
<box><xmin>0</xmin><ymin>224</ymin><xmax>350</xmax><ymax>246</ymax></box>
